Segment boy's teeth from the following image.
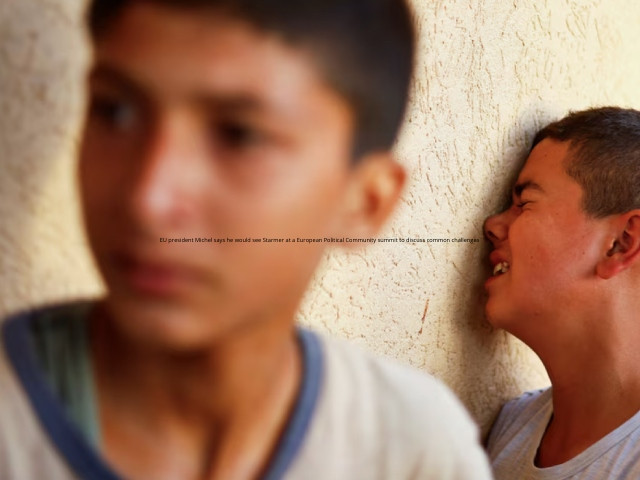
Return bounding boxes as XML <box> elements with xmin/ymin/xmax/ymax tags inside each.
<box><xmin>493</xmin><ymin>261</ymin><xmax>510</xmax><ymax>276</ymax></box>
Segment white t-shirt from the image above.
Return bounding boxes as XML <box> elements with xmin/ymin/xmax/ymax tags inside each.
<box><xmin>487</xmin><ymin>388</ymin><xmax>640</xmax><ymax>480</ymax></box>
<box><xmin>0</xmin><ymin>303</ymin><xmax>492</xmax><ymax>480</ymax></box>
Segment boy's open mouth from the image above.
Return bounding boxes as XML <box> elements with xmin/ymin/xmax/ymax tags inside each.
<box><xmin>492</xmin><ymin>261</ymin><xmax>510</xmax><ymax>276</ymax></box>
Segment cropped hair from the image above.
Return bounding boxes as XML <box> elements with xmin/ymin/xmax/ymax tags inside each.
<box><xmin>87</xmin><ymin>0</ymin><xmax>416</xmax><ymax>161</ymax></box>
<box><xmin>531</xmin><ymin>107</ymin><xmax>640</xmax><ymax>217</ymax></box>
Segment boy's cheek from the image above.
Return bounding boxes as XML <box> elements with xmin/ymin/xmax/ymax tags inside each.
<box><xmin>231</xmin><ymin>241</ymin><xmax>325</xmax><ymax>295</ymax></box>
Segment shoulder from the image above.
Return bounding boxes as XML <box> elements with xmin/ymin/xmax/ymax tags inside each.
<box><xmin>292</xmin><ymin>330</ymin><xmax>491</xmax><ymax>479</ymax></box>
<box><xmin>321</xmin><ymin>333</ymin><xmax>473</xmax><ymax>428</ymax></box>
<box><xmin>0</xmin><ymin>310</ymin><xmax>78</xmax><ymax>479</ymax></box>
<box><xmin>486</xmin><ymin>387</ymin><xmax>551</xmax><ymax>456</ymax></box>
<box><xmin>501</xmin><ymin>387</ymin><xmax>551</xmax><ymax>413</ymax></box>
<box><xmin>488</xmin><ymin>387</ymin><xmax>551</xmax><ymax>439</ymax></box>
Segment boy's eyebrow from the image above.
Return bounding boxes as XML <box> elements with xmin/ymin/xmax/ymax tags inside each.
<box><xmin>513</xmin><ymin>180</ymin><xmax>544</xmax><ymax>198</ymax></box>
<box><xmin>89</xmin><ymin>63</ymin><xmax>270</xmax><ymax>115</ymax></box>
<box><xmin>89</xmin><ymin>64</ymin><xmax>146</xmax><ymax>98</ymax></box>
<box><xmin>193</xmin><ymin>93</ymin><xmax>267</xmax><ymax>115</ymax></box>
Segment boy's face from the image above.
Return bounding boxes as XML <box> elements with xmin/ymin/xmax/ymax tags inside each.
<box><xmin>79</xmin><ymin>3</ymin><xmax>372</xmax><ymax>349</ymax></box>
<box><xmin>483</xmin><ymin>139</ymin><xmax>610</xmax><ymax>339</ymax></box>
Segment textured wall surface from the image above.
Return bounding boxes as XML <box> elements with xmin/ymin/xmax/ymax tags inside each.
<box><xmin>0</xmin><ymin>0</ymin><xmax>99</xmax><ymax>313</ymax></box>
<box><xmin>2</xmin><ymin>0</ymin><xmax>640</xmax><ymax>433</ymax></box>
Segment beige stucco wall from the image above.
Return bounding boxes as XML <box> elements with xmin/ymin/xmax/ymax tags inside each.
<box><xmin>2</xmin><ymin>0</ymin><xmax>640</xmax><ymax>433</ymax></box>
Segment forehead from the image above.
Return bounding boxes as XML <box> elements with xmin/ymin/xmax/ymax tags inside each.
<box><xmin>91</xmin><ymin>3</ymin><xmax>337</xmax><ymax>116</ymax></box>
<box><xmin>517</xmin><ymin>139</ymin><xmax>582</xmax><ymax>196</ymax></box>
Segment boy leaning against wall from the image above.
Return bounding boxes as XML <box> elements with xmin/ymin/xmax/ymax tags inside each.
<box><xmin>485</xmin><ymin>107</ymin><xmax>640</xmax><ymax>479</ymax></box>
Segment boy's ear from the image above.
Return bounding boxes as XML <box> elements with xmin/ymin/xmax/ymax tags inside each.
<box><xmin>597</xmin><ymin>212</ymin><xmax>640</xmax><ymax>279</ymax></box>
<box><xmin>339</xmin><ymin>152</ymin><xmax>405</xmax><ymax>241</ymax></box>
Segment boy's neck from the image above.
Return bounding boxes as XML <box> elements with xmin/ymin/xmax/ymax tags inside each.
<box><xmin>534</xmin><ymin>309</ymin><xmax>640</xmax><ymax>468</ymax></box>
<box><xmin>90</xmin><ymin>305</ymin><xmax>303</xmax><ymax>480</ymax></box>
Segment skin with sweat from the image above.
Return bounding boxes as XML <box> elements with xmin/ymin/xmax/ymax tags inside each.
<box><xmin>484</xmin><ymin>138</ymin><xmax>640</xmax><ymax>467</ymax></box>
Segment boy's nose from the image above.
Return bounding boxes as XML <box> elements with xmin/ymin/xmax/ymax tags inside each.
<box><xmin>483</xmin><ymin>210</ymin><xmax>510</xmax><ymax>246</ymax></box>
<box><xmin>129</xmin><ymin>116</ymin><xmax>204</xmax><ymax>229</ymax></box>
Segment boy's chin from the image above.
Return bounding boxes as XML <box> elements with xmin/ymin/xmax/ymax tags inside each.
<box><xmin>103</xmin><ymin>296</ymin><xmax>232</xmax><ymax>352</ymax></box>
<box><xmin>483</xmin><ymin>300</ymin><xmax>510</xmax><ymax>331</ymax></box>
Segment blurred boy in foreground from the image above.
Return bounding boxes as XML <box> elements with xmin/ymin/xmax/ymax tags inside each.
<box><xmin>0</xmin><ymin>1</ymin><xmax>491</xmax><ymax>479</ymax></box>
<box><xmin>485</xmin><ymin>107</ymin><xmax>640</xmax><ymax>479</ymax></box>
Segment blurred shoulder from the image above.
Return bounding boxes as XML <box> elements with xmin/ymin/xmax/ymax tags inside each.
<box><xmin>290</xmin><ymin>331</ymin><xmax>491</xmax><ymax>479</ymax></box>
<box><xmin>0</xmin><ymin>308</ymin><xmax>78</xmax><ymax>479</ymax></box>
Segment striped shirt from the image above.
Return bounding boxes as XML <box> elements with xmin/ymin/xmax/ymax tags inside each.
<box><xmin>487</xmin><ymin>388</ymin><xmax>640</xmax><ymax>480</ymax></box>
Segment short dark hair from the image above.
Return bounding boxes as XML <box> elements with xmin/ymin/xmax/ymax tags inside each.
<box><xmin>87</xmin><ymin>0</ymin><xmax>415</xmax><ymax>161</ymax></box>
<box><xmin>531</xmin><ymin>107</ymin><xmax>640</xmax><ymax>217</ymax></box>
